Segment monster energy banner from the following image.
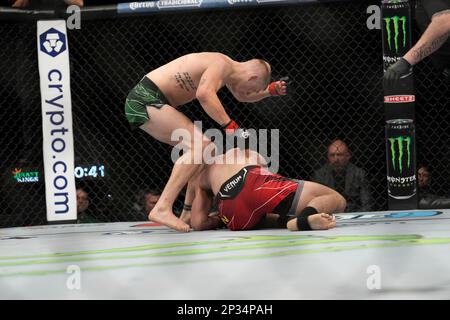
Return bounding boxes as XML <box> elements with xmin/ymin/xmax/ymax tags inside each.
<box><xmin>382</xmin><ymin>1</ymin><xmax>417</xmax><ymax>209</ymax></box>
<box><xmin>381</xmin><ymin>1</ymin><xmax>412</xmax><ymax>71</ymax></box>
<box><xmin>381</xmin><ymin>0</ymin><xmax>415</xmax><ymax>121</ymax></box>
<box><xmin>386</xmin><ymin>119</ymin><xmax>417</xmax><ymax>209</ymax></box>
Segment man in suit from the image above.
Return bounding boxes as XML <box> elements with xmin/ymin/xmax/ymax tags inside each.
<box><xmin>312</xmin><ymin>139</ymin><xmax>374</xmax><ymax>213</ymax></box>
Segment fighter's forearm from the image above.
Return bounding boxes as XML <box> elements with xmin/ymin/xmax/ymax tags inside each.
<box><xmin>180</xmin><ymin>182</ymin><xmax>196</xmax><ymax>224</ymax></box>
<box><xmin>404</xmin><ymin>14</ymin><xmax>450</xmax><ymax>66</ymax></box>
<box><xmin>196</xmin><ymin>92</ymin><xmax>231</xmax><ymax>126</ymax></box>
<box><xmin>184</xmin><ymin>182</ymin><xmax>196</xmax><ymax>207</ymax></box>
<box><xmin>237</xmin><ymin>89</ymin><xmax>271</xmax><ymax>103</ymax></box>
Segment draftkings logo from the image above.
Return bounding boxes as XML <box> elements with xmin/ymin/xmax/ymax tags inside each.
<box><xmin>39</xmin><ymin>28</ymin><xmax>67</xmax><ymax>57</ymax></box>
<box><xmin>384</xmin><ymin>15</ymin><xmax>407</xmax><ymax>53</ymax></box>
<box><xmin>12</xmin><ymin>168</ymin><xmax>40</xmax><ymax>183</ymax></box>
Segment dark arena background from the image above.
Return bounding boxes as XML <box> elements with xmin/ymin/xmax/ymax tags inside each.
<box><xmin>0</xmin><ymin>0</ymin><xmax>449</xmax><ymax>301</ymax></box>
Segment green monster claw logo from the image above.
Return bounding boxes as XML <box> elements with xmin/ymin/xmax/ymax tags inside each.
<box><xmin>388</xmin><ymin>136</ymin><xmax>411</xmax><ymax>173</ymax></box>
<box><xmin>384</xmin><ymin>16</ymin><xmax>407</xmax><ymax>53</ymax></box>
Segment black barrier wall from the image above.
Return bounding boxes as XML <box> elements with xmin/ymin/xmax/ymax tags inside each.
<box><xmin>0</xmin><ymin>1</ymin><xmax>449</xmax><ymax>227</ymax></box>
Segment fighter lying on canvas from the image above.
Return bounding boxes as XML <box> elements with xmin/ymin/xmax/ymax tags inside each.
<box><xmin>150</xmin><ymin>148</ymin><xmax>346</xmax><ymax>232</ymax></box>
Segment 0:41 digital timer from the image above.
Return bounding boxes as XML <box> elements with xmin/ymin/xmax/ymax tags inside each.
<box><xmin>74</xmin><ymin>165</ymin><xmax>105</xmax><ymax>179</ymax></box>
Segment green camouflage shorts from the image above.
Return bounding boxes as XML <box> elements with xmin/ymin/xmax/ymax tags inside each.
<box><xmin>124</xmin><ymin>77</ymin><xmax>170</xmax><ymax>128</ymax></box>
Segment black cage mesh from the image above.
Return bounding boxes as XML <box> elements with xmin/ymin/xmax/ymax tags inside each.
<box><xmin>0</xmin><ymin>1</ymin><xmax>449</xmax><ymax>227</ymax></box>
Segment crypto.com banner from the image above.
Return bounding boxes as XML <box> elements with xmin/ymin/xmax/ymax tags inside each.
<box><xmin>37</xmin><ymin>20</ymin><xmax>77</xmax><ymax>222</ymax></box>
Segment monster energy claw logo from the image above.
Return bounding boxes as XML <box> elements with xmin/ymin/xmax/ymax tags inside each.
<box><xmin>384</xmin><ymin>16</ymin><xmax>407</xmax><ymax>53</ymax></box>
<box><xmin>389</xmin><ymin>136</ymin><xmax>411</xmax><ymax>173</ymax></box>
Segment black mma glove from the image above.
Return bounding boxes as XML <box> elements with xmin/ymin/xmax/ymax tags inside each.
<box><xmin>383</xmin><ymin>58</ymin><xmax>413</xmax><ymax>88</ymax></box>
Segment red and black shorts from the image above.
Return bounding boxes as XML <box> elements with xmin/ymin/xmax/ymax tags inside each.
<box><xmin>216</xmin><ymin>165</ymin><xmax>304</xmax><ymax>231</ymax></box>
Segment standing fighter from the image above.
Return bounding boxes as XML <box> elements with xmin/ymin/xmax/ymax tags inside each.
<box><xmin>177</xmin><ymin>148</ymin><xmax>346</xmax><ymax>232</ymax></box>
<box><xmin>125</xmin><ymin>52</ymin><xmax>287</xmax><ymax>232</ymax></box>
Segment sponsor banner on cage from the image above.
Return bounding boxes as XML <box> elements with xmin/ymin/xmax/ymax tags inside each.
<box><xmin>37</xmin><ymin>20</ymin><xmax>77</xmax><ymax>222</ymax></box>
<box><xmin>384</xmin><ymin>95</ymin><xmax>415</xmax><ymax>103</ymax></box>
<box><xmin>381</xmin><ymin>1</ymin><xmax>412</xmax><ymax>71</ymax></box>
<box><xmin>385</xmin><ymin>119</ymin><xmax>417</xmax><ymax>202</ymax></box>
<box><xmin>117</xmin><ymin>0</ymin><xmax>320</xmax><ymax>14</ymax></box>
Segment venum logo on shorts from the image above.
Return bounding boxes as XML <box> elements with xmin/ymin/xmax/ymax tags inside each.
<box><xmin>219</xmin><ymin>168</ymin><xmax>248</xmax><ymax>199</ymax></box>
<box><xmin>223</xmin><ymin>175</ymin><xmax>243</xmax><ymax>193</ymax></box>
<box><xmin>384</xmin><ymin>95</ymin><xmax>415</xmax><ymax>103</ymax></box>
<box><xmin>40</xmin><ymin>28</ymin><xmax>67</xmax><ymax>58</ymax></box>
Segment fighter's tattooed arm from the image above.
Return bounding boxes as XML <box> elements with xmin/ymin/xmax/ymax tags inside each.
<box><xmin>405</xmin><ymin>12</ymin><xmax>450</xmax><ymax>66</ymax></box>
<box><xmin>174</xmin><ymin>72</ymin><xmax>197</xmax><ymax>92</ymax></box>
<box><xmin>432</xmin><ymin>10</ymin><xmax>450</xmax><ymax>19</ymax></box>
<box><xmin>411</xmin><ymin>30</ymin><xmax>450</xmax><ymax>63</ymax></box>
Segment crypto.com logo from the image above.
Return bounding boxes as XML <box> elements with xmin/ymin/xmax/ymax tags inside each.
<box><xmin>39</xmin><ymin>28</ymin><xmax>67</xmax><ymax>58</ymax></box>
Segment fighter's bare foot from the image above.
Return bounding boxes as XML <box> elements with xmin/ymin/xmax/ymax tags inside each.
<box><xmin>287</xmin><ymin>213</ymin><xmax>336</xmax><ymax>231</ymax></box>
<box><xmin>149</xmin><ymin>206</ymin><xmax>191</xmax><ymax>232</ymax></box>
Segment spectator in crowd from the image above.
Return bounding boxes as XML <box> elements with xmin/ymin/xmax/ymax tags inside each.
<box><xmin>132</xmin><ymin>188</ymin><xmax>163</xmax><ymax>221</ymax></box>
<box><xmin>76</xmin><ymin>186</ymin><xmax>97</xmax><ymax>223</ymax></box>
<box><xmin>144</xmin><ymin>188</ymin><xmax>161</xmax><ymax>214</ymax></box>
<box><xmin>131</xmin><ymin>189</ymin><xmax>146</xmax><ymax>218</ymax></box>
<box><xmin>9</xmin><ymin>0</ymin><xmax>84</xmax><ymax>9</ymax></box>
<box><xmin>312</xmin><ymin>139</ymin><xmax>374</xmax><ymax>213</ymax></box>
<box><xmin>418</xmin><ymin>164</ymin><xmax>450</xmax><ymax>209</ymax></box>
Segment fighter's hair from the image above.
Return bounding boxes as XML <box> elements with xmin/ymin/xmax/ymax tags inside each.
<box><xmin>256</xmin><ymin>59</ymin><xmax>272</xmax><ymax>85</ymax></box>
<box><xmin>251</xmin><ymin>59</ymin><xmax>272</xmax><ymax>86</ymax></box>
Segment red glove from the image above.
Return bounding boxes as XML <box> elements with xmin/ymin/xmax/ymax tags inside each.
<box><xmin>268</xmin><ymin>76</ymin><xmax>289</xmax><ymax>96</ymax></box>
<box><xmin>221</xmin><ymin>119</ymin><xmax>239</xmax><ymax>133</ymax></box>
<box><xmin>221</xmin><ymin>120</ymin><xmax>251</xmax><ymax>150</ymax></box>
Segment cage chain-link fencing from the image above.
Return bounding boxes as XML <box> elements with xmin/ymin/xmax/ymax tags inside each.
<box><xmin>0</xmin><ymin>1</ymin><xmax>449</xmax><ymax>227</ymax></box>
